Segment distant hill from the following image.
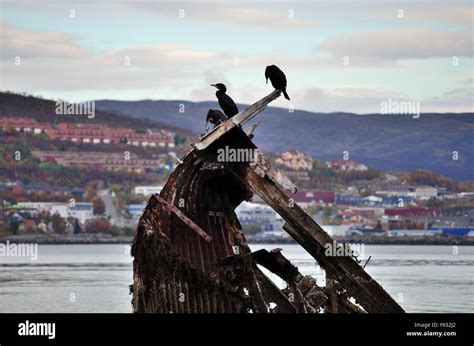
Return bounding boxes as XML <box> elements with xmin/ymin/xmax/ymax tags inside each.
<box><xmin>0</xmin><ymin>92</ymin><xmax>193</xmax><ymax>137</ymax></box>
<box><xmin>95</xmin><ymin>98</ymin><xmax>474</xmax><ymax>181</ymax></box>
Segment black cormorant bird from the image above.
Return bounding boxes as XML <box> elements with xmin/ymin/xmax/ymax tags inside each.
<box><xmin>210</xmin><ymin>83</ymin><xmax>239</xmax><ymax>118</ymax></box>
<box><xmin>206</xmin><ymin>109</ymin><xmax>228</xmax><ymax>127</ymax></box>
<box><xmin>265</xmin><ymin>65</ymin><xmax>290</xmax><ymax>100</ymax></box>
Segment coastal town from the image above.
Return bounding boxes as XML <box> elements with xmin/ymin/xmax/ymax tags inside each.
<box><xmin>1</xmin><ymin>114</ymin><xmax>473</xmax><ymax>244</ymax></box>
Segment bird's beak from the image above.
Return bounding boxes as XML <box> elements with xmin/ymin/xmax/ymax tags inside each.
<box><xmin>210</xmin><ymin>84</ymin><xmax>217</xmax><ymax>88</ymax></box>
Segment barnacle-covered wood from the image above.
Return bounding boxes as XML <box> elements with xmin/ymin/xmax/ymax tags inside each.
<box><xmin>131</xmin><ymin>91</ymin><xmax>404</xmax><ymax>314</ymax></box>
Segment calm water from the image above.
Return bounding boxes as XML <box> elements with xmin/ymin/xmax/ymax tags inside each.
<box><xmin>0</xmin><ymin>244</ymin><xmax>472</xmax><ymax>313</ymax></box>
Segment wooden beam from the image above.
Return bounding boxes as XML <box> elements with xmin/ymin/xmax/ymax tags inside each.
<box><xmin>193</xmin><ymin>118</ymin><xmax>237</xmax><ymax>151</ymax></box>
<box><xmin>251</xmin><ymin>151</ymin><xmax>298</xmax><ymax>193</ymax></box>
<box><xmin>193</xmin><ymin>90</ymin><xmax>281</xmax><ymax>151</ymax></box>
<box><xmin>233</xmin><ymin>90</ymin><xmax>281</xmax><ymax>126</ymax></box>
<box><xmin>229</xmin><ymin>166</ymin><xmax>404</xmax><ymax>313</ymax></box>
<box><xmin>154</xmin><ymin>195</ymin><xmax>213</xmax><ymax>243</ymax></box>
<box><xmin>250</xmin><ymin>249</ymin><xmax>302</xmax><ymax>283</ymax></box>
<box><xmin>253</xmin><ymin>267</ymin><xmax>298</xmax><ymax>313</ymax></box>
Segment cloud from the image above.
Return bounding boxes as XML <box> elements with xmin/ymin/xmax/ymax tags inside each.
<box><xmin>133</xmin><ymin>1</ymin><xmax>318</xmax><ymax>31</ymax></box>
<box><xmin>0</xmin><ymin>22</ymin><xmax>88</xmax><ymax>59</ymax></box>
<box><xmin>243</xmin><ymin>53</ymin><xmax>397</xmax><ymax>70</ymax></box>
<box><xmin>392</xmin><ymin>4</ymin><xmax>473</xmax><ymax>26</ymax></box>
<box><xmin>295</xmin><ymin>86</ymin><xmax>401</xmax><ymax>113</ymax></box>
<box><xmin>294</xmin><ymin>85</ymin><xmax>474</xmax><ymax>114</ymax></box>
<box><xmin>460</xmin><ymin>76</ymin><xmax>474</xmax><ymax>85</ymax></box>
<box><xmin>1</xmin><ymin>10</ymin><xmax>472</xmax><ymax>114</ymax></box>
<box><xmin>0</xmin><ymin>22</ymin><xmax>234</xmax><ymax>92</ymax></box>
<box><xmin>426</xmin><ymin>87</ymin><xmax>474</xmax><ymax>112</ymax></box>
<box><xmin>317</xmin><ymin>27</ymin><xmax>472</xmax><ymax>61</ymax></box>
<box><xmin>0</xmin><ymin>49</ymin><xmax>224</xmax><ymax>91</ymax></box>
<box><xmin>189</xmin><ymin>69</ymin><xmax>236</xmax><ymax>100</ymax></box>
<box><xmin>102</xmin><ymin>44</ymin><xmax>231</xmax><ymax>71</ymax></box>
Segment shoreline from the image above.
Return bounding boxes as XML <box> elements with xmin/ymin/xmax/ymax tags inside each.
<box><xmin>247</xmin><ymin>235</ymin><xmax>474</xmax><ymax>246</ymax></box>
<box><xmin>0</xmin><ymin>234</ymin><xmax>473</xmax><ymax>245</ymax></box>
<box><xmin>0</xmin><ymin>234</ymin><xmax>134</xmax><ymax>244</ymax></box>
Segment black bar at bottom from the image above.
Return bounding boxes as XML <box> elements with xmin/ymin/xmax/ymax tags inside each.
<box><xmin>0</xmin><ymin>313</ymin><xmax>472</xmax><ymax>345</ymax></box>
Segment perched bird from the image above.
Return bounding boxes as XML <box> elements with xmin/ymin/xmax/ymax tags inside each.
<box><xmin>210</xmin><ymin>83</ymin><xmax>239</xmax><ymax>118</ymax></box>
<box><xmin>265</xmin><ymin>65</ymin><xmax>290</xmax><ymax>100</ymax></box>
<box><xmin>206</xmin><ymin>109</ymin><xmax>228</xmax><ymax>127</ymax></box>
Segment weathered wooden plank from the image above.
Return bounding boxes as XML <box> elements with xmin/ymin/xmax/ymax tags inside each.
<box><xmin>250</xmin><ymin>249</ymin><xmax>302</xmax><ymax>283</ymax></box>
<box><xmin>233</xmin><ymin>90</ymin><xmax>281</xmax><ymax>125</ymax></box>
<box><xmin>155</xmin><ymin>195</ymin><xmax>213</xmax><ymax>242</ymax></box>
<box><xmin>253</xmin><ymin>267</ymin><xmax>298</xmax><ymax>313</ymax></box>
<box><xmin>193</xmin><ymin>90</ymin><xmax>281</xmax><ymax>151</ymax></box>
<box><xmin>251</xmin><ymin>249</ymin><xmax>329</xmax><ymax>313</ymax></box>
<box><xmin>193</xmin><ymin>118</ymin><xmax>237</xmax><ymax>151</ymax></box>
<box><xmin>231</xmin><ymin>90</ymin><xmax>281</xmax><ymax>125</ymax></box>
<box><xmin>251</xmin><ymin>151</ymin><xmax>297</xmax><ymax>193</ymax></box>
<box><xmin>248</xmin><ymin>272</ymin><xmax>269</xmax><ymax>313</ymax></box>
<box><xmin>229</xmin><ymin>166</ymin><xmax>404</xmax><ymax>313</ymax></box>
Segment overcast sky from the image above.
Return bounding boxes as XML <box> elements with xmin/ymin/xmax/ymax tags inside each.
<box><xmin>0</xmin><ymin>0</ymin><xmax>472</xmax><ymax>113</ymax></box>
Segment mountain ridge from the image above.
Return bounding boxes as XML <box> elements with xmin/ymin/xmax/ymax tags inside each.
<box><xmin>0</xmin><ymin>91</ymin><xmax>471</xmax><ymax>181</ymax></box>
<box><xmin>95</xmin><ymin>98</ymin><xmax>474</xmax><ymax>181</ymax></box>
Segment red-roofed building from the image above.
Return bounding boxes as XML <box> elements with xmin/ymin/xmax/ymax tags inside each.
<box><xmin>46</xmin><ymin>123</ymin><xmax>175</xmax><ymax>147</ymax></box>
<box><xmin>338</xmin><ymin>207</ymin><xmax>384</xmax><ymax>227</ymax></box>
<box><xmin>288</xmin><ymin>190</ymin><xmax>335</xmax><ymax>207</ymax></box>
<box><xmin>384</xmin><ymin>207</ymin><xmax>441</xmax><ymax>217</ymax></box>
<box><xmin>0</xmin><ymin>116</ymin><xmax>175</xmax><ymax>148</ymax></box>
<box><xmin>0</xmin><ymin>116</ymin><xmax>51</xmax><ymax>134</ymax></box>
<box><xmin>385</xmin><ymin>207</ymin><xmax>443</xmax><ymax>230</ymax></box>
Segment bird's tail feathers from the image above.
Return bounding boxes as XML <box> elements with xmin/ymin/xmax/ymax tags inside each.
<box><xmin>283</xmin><ymin>89</ymin><xmax>290</xmax><ymax>100</ymax></box>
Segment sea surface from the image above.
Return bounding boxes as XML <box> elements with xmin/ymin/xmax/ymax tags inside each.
<box><xmin>0</xmin><ymin>244</ymin><xmax>472</xmax><ymax>313</ymax></box>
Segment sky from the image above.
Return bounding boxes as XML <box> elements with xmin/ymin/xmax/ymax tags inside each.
<box><xmin>0</xmin><ymin>0</ymin><xmax>473</xmax><ymax>113</ymax></box>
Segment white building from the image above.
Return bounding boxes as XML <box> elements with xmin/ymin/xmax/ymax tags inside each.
<box><xmin>134</xmin><ymin>186</ymin><xmax>163</xmax><ymax>196</ymax></box>
<box><xmin>51</xmin><ymin>203</ymin><xmax>69</xmax><ymax>218</ymax></box>
<box><xmin>68</xmin><ymin>203</ymin><xmax>93</xmax><ymax>223</ymax></box>
<box><xmin>17</xmin><ymin>202</ymin><xmax>50</xmax><ymax>210</ymax></box>
<box><xmin>235</xmin><ymin>201</ymin><xmax>284</xmax><ymax>232</ymax></box>
<box><xmin>415</xmin><ymin>186</ymin><xmax>438</xmax><ymax>199</ymax></box>
<box><xmin>18</xmin><ymin>202</ymin><xmax>68</xmax><ymax>218</ymax></box>
<box><xmin>129</xmin><ymin>203</ymin><xmax>147</xmax><ymax>222</ymax></box>
<box><xmin>16</xmin><ymin>202</ymin><xmax>93</xmax><ymax>223</ymax></box>
<box><xmin>363</xmin><ymin>195</ymin><xmax>383</xmax><ymax>206</ymax></box>
<box><xmin>321</xmin><ymin>225</ymin><xmax>348</xmax><ymax>237</ymax></box>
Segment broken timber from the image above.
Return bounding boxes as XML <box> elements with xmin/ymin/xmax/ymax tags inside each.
<box><xmin>131</xmin><ymin>90</ymin><xmax>404</xmax><ymax>313</ymax></box>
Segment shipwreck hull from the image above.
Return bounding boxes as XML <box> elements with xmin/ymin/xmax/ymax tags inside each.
<box><xmin>132</xmin><ymin>127</ymin><xmax>260</xmax><ymax>313</ymax></box>
<box><xmin>131</xmin><ymin>91</ymin><xmax>404</xmax><ymax>314</ymax></box>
